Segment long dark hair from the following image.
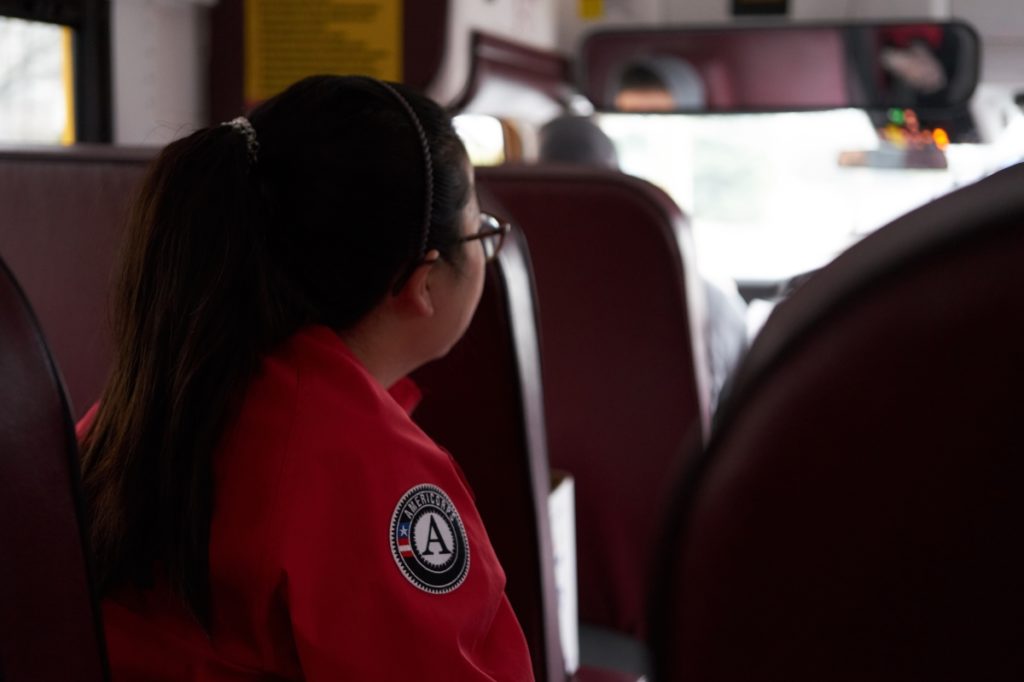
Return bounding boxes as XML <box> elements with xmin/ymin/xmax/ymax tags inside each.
<box><xmin>79</xmin><ymin>76</ymin><xmax>471</xmax><ymax>625</ymax></box>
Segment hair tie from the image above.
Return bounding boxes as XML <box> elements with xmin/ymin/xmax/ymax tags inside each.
<box><xmin>371</xmin><ymin>80</ymin><xmax>434</xmax><ymax>260</ymax></box>
<box><xmin>222</xmin><ymin>116</ymin><xmax>260</xmax><ymax>164</ymax></box>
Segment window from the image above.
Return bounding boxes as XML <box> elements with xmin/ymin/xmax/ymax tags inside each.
<box><xmin>0</xmin><ymin>0</ymin><xmax>111</xmax><ymax>143</ymax></box>
<box><xmin>0</xmin><ymin>16</ymin><xmax>75</xmax><ymax>144</ymax></box>
<box><xmin>598</xmin><ymin>110</ymin><xmax>1021</xmax><ymax>283</ymax></box>
<box><xmin>453</xmin><ymin>114</ymin><xmax>507</xmax><ymax>167</ymax></box>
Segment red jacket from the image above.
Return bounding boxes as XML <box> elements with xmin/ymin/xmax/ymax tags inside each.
<box><xmin>83</xmin><ymin>325</ymin><xmax>534</xmax><ymax>680</ymax></box>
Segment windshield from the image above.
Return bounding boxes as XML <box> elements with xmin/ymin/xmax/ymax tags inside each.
<box><xmin>597</xmin><ymin>109</ymin><xmax>1023</xmax><ymax>283</ymax></box>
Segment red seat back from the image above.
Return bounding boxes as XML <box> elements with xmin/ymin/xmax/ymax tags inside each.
<box><xmin>0</xmin><ymin>147</ymin><xmax>153</xmax><ymax>418</ymax></box>
<box><xmin>413</xmin><ymin>222</ymin><xmax>565</xmax><ymax>682</ymax></box>
<box><xmin>0</xmin><ymin>255</ymin><xmax>109</xmax><ymax>681</ymax></box>
<box><xmin>479</xmin><ymin>165</ymin><xmax>710</xmax><ymax>637</ymax></box>
<box><xmin>653</xmin><ymin>162</ymin><xmax>1024</xmax><ymax>681</ymax></box>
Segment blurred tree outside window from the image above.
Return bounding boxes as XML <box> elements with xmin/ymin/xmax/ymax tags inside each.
<box><xmin>0</xmin><ymin>16</ymin><xmax>75</xmax><ymax>144</ymax></box>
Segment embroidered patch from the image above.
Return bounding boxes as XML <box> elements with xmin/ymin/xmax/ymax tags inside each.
<box><xmin>390</xmin><ymin>484</ymin><xmax>470</xmax><ymax>594</ymax></box>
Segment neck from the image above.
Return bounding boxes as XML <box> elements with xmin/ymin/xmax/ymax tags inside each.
<box><xmin>337</xmin><ymin>314</ymin><xmax>417</xmax><ymax>389</ymax></box>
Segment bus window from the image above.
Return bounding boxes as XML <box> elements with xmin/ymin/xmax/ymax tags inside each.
<box><xmin>453</xmin><ymin>114</ymin><xmax>506</xmax><ymax>166</ymax></box>
<box><xmin>597</xmin><ymin>109</ymin><xmax>1024</xmax><ymax>285</ymax></box>
<box><xmin>0</xmin><ymin>16</ymin><xmax>75</xmax><ymax>145</ymax></box>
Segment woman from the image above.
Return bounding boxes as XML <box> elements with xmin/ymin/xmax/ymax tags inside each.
<box><xmin>78</xmin><ymin>75</ymin><xmax>532</xmax><ymax>680</ymax></box>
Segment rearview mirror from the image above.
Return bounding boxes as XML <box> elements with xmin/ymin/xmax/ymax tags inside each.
<box><xmin>581</xmin><ymin>21</ymin><xmax>980</xmax><ymax>114</ymax></box>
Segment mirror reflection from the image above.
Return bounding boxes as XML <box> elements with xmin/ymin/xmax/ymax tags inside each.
<box><xmin>583</xmin><ymin>22</ymin><xmax>980</xmax><ymax>114</ymax></box>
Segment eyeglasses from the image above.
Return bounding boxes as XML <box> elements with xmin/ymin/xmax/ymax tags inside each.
<box><xmin>459</xmin><ymin>212</ymin><xmax>510</xmax><ymax>262</ymax></box>
<box><xmin>390</xmin><ymin>213</ymin><xmax>511</xmax><ymax>295</ymax></box>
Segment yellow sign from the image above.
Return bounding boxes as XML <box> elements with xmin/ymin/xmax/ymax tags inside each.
<box><xmin>60</xmin><ymin>26</ymin><xmax>76</xmax><ymax>145</ymax></box>
<box><xmin>579</xmin><ymin>0</ymin><xmax>604</xmax><ymax>20</ymax></box>
<box><xmin>245</xmin><ymin>0</ymin><xmax>402</xmax><ymax>104</ymax></box>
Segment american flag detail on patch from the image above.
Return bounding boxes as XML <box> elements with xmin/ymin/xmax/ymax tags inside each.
<box><xmin>397</xmin><ymin>521</ymin><xmax>413</xmax><ymax>557</ymax></box>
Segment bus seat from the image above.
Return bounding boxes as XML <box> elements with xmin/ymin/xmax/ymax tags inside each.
<box><xmin>477</xmin><ymin>166</ymin><xmax>711</xmax><ymax>642</ymax></box>
<box><xmin>412</xmin><ymin>221</ymin><xmax>565</xmax><ymax>682</ymax></box>
<box><xmin>651</xmin><ymin>162</ymin><xmax>1024</xmax><ymax>681</ymax></box>
<box><xmin>0</xmin><ymin>147</ymin><xmax>153</xmax><ymax>418</ymax></box>
<box><xmin>0</xmin><ymin>254</ymin><xmax>110</xmax><ymax>681</ymax></box>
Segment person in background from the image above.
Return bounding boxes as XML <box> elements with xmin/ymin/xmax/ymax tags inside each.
<box><xmin>78</xmin><ymin>75</ymin><xmax>532</xmax><ymax>681</ymax></box>
<box><xmin>612</xmin><ymin>58</ymin><xmax>707</xmax><ymax>112</ymax></box>
<box><xmin>539</xmin><ymin>114</ymin><xmax>748</xmax><ymax>410</ymax></box>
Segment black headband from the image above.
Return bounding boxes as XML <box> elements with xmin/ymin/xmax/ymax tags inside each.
<box><xmin>370</xmin><ymin>79</ymin><xmax>434</xmax><ymax>261</ymax></box>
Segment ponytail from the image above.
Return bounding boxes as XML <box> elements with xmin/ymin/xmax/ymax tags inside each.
<box><xmin>80</xmin><ymin>122</ymin><xmax>294</xmax><ymax>626</ymax></box>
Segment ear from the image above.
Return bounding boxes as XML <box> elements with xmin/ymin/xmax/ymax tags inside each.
<box><xmin>392</xmin><ymin>250</ymin><xmax>440</xmax><ymax>318</ymax></box>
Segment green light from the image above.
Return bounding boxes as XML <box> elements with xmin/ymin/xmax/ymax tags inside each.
<box><xmin>889</xmin><ymin>108</ymin><xmax>905</xmax><ymax>125</ymax></box>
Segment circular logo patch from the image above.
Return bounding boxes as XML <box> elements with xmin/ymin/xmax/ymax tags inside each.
<box><xmin>390</xmin><ymin>484</ymin><xmax>470</xmax><ymax>594</ymax></box>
